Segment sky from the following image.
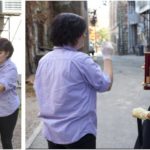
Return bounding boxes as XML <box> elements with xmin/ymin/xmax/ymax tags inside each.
<box><xmin>88</xmin><ymin>0</ymin><xmax>110</xmax><ymax>28</ymax></box>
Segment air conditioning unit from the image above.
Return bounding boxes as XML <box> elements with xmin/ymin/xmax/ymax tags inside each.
<box><xmin>0</xmin><ymin>0</ymin><xmax>21</xmax><ymax>14</ymax></box>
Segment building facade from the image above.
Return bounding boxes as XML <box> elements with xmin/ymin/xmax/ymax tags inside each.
<box><xmin>109</xmin><ymin>1</ymin><xmax>128</xmax><ymax>55</ymax></box>
<box><xmin>128</xmin><ymin>1</ymin><xmax>138</xmax><ymax>54</ymax></box>
<box><xmin>110</xmin><ymin>0</ymin><xmax>150</xmax><ymax>55</ymax></box>
<box><xmin>128</xmin><ymin>1</ymin><xmax>150</xmax><ymax>55</ymax></box>
<box><xmin>135</xmin><ymin>1</ymin><xmax>150</xmax><ymax>51</ymax></box>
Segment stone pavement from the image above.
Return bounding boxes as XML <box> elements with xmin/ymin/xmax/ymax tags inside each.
<box><xmin>26</xmin><ymin>88</ymin><xmax>40</xmax><ymax>148</ymax></box>
<box><xmin>26</xmin><ymin>55</ymin><xmax>149</xmax><ymax>149</ymax></box>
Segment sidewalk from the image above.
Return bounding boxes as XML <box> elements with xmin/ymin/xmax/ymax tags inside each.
<box><xmin>27</xmin><ymin>55</ymin><xmax>149</xmax><ymax>149</ymax></box>
<box><xmin>26</xmin><ymin>83</ymin><xmax>41</xmax><ymax>148</ymax></box>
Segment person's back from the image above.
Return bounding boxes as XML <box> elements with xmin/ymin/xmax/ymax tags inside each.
<box><xmin>35</xmin><ymin>46</ymin><xmax>111</xmax><ymax>144</ymax></box>
<box><xmin>34</xmin><ymin>13</ymin><xmax>114</xmax><ymax>149</ymax></box>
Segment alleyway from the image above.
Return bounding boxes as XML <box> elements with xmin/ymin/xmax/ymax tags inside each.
<box><xmin>26</xmin><ymin>55</ymin><xmax>149</xmax><ymax>149</ymax></box>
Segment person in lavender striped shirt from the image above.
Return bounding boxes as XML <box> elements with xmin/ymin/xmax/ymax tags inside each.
<box><xmin>0</xmin><ymin>38</ymin><xmax>20</xmax><ymax>149</ymax></box>
<box><xmin>34</xmin><ymin>13</ymin><xmax>113</xmax><ymax>149</ymax></box>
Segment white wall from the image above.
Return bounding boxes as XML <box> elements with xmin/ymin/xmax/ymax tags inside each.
<box><xmin>1</xmin><ymin>14</ymin><xmax>24</xmax><ymax>74</ymax></box>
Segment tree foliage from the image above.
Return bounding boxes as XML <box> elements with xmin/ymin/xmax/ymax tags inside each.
<box><xmin>97</xmin><ymin>28</ymin><xmax>110</xmax><ymax>43</ymax></box>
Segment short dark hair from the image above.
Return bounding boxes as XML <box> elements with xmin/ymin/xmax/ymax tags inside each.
<box><xmin>50</xmin><ymin>13</ymin><xmax>86</xmax><ymax>46</ymax></box>
<box><xmin>0</xmin><ymin>38</ymin><xmax>14</xmax><ymax>58</ymax></box>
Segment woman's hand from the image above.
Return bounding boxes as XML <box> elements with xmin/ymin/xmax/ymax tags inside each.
<box><xmin>101</xmin><ymin>42</ymin><xmax>114</xmax><ymax>90</ymax></box>
<box><xmin>101</xmin><ymin>42</ymin><xmax>114</xmax><ymax>60</ymax></box>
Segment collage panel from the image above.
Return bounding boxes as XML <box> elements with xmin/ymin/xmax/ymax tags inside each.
<box><xmin>0</xmin><ymin>0</ymin><xmax>150</xmax><ymax>149</ymax></box>
<box><xmin>0</xmin><ymin>0</ymin><xmax>24</xmax><ymax>149</ymax></box>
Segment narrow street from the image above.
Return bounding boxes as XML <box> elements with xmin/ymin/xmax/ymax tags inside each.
<box><xmin>26</xmin><ymin>55</ymin><xmax>149</xmax><ymax>149</ymax></box>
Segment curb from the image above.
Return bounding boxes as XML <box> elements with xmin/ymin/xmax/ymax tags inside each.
<box><xmin>26</xmin><ymin>122</ymin><xmax>42</xmax><ymax>149</ymax></box>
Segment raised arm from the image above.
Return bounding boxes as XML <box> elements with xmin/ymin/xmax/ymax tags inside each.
<box><xmin>101</xmin><ymin>42</ymin><xmax>114</xmax><ymax>90</ymax></box>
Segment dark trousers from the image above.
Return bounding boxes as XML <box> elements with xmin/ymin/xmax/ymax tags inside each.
<box><xmin>0</xmin><ymin>109</ymin><xmax>19</xmax><ymax>149</ymax></box>
<box><xmin>134</xmin><ymin>106</ymin><xmax>150</xmax><ymax>149</ymax></box>
<box><xmin>47</xmin><ymin>134</ymin><xmax>96</xmax><ymax>149</ymax></box>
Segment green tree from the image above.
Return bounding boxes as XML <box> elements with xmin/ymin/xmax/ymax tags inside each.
<box><xmin>97</xmin><ymin>28</ymin><xmax>110</xmax><ymax>44</ymax></box>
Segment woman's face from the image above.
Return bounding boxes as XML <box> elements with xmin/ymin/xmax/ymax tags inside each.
<box><xmin>0</xmin><ymin>51</ymin><xmax>9</xmax><ymax>64</ymax></box>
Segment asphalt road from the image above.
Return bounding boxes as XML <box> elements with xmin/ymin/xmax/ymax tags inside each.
<box><xmin>28</xmin><ymin>55</ymin><xmax>149</xmax><ymax>149</ymax></box>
